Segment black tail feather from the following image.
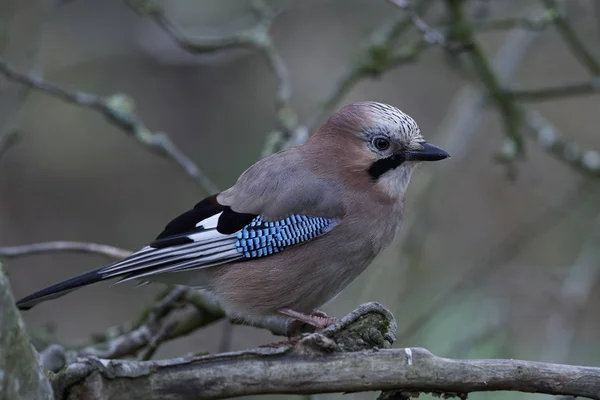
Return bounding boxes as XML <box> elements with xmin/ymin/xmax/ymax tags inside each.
<box><xmin>16</xmin><ymin>268</ymin><xmax>105</xmax><ymax>310</ymax></box>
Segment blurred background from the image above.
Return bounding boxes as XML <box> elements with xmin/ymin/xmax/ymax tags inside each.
<box><xmin>1</xmin><ymin>0</ymin><xmax>600</xmax><ymax>399</ymax></box>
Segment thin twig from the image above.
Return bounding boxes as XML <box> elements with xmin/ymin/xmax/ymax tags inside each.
<box><xmin>0</xmin><ymin>241</ymin><xmax>132</xmax><ymax>260</ymax></box>
<box><xmin>542</xmin><ymin>0</ymin><xmax>600</xmax><ymax>76</ymax></box>
<box><xmin>0</xmin><ymin>57</ymin><xmax>219</xmax><ymax>194</ymax></box>
<box><xmin>398</xmin><ymin>184</ymin><xmax>593</xmax><ymax>342</ymax></box>
<box><xmin>387</xmin><ymin>0</ymin><xmax>448</xmax><ymax>46</ymax></box>
<box><xmin>472</xmin><ymin>9</ymin><xmax>559</xmax><ymax>32</ymax></box>
<box><xmin>540</xmin><ymin>213</ymin><xmax>600</xmax><ymax>362</ymax></box>
<box><xmin>524</xmin><ymin>110</ymin><xmax>600</xmax><ymax>177</ymax></box>
<box><xmin>306</xmin><ymin>0</ymin><xmax>436</xmax><ymax>132</ymax></box>
<box><xmin>126</xmin><ymin>0</ymin><xmax>303</xmax><ymax>154</ymax></box>
<box><xmin>446</xmin><ymin>0</ymin><xmax>523</xmax><ymax>157</ymax></box>
<box><xmin>0</xmin><ymin>128</ymin><xmax>20</xmax><ymax>158</ymax></box>
<box><xmin>509</xmin><ymin>78</ymin><xmax>600</xmax><ymax>101</ymax></box>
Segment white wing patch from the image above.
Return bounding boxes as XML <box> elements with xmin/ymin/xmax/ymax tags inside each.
<box><xmin>195</xmin><ymin>213</ymin><xmax>221</xmax><ymax>229</ymax></box>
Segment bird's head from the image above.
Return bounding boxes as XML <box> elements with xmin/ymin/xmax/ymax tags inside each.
<box><xmin>313</xmin><ymin>101</ymin><xmax>449</xmax><ymax>198</ymax></box>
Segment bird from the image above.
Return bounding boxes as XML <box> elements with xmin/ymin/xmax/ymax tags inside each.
<box><xmin>16</xmin><ymin>101</ymin><xmax>449</xmax><ymax>329</ymax></box>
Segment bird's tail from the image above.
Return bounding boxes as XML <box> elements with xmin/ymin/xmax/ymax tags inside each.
<box><xmin>16</xmin><ymin>268</ymin><xmax>105</xmax><ymax>310</ymax></box>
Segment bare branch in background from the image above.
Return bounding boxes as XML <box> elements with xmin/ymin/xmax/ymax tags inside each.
<box><xmin>0</xmin><ymin>58</ymin><xmax>219</xmax><ymax>193</ymax></box>
<box><xmin>125</xmin><ymin>0</ymin><xmax>305</xmax><ymax>155</ymax></box>
<box><xmin>383</xmin><ymin>14</ymin><xmax>540</xmax><ymax>332</ymax></box>
<box><xmin>38</xmin><ymin>283</ymin><xmax>315</xmax><ymax>371</ymax></box>
<box><xmin>306</xmin><ymin>0</ymin><xmax>436</xmax><ymax>132</ymax></box>
<box><xmin>387</xmin><ymin>0</ymin><xmax>470</xmax><ymax>51</ymax></box>
<box><xmin>540</xmin><ymin>213</ymin><xmax>600</xmax><ymax>362</ymax></box>
<box><xmin>398</xmin><ymin>183</ymin><xmax>593</xmax><ymax>342</ymax></box>
<box><xmin>472</xmin><ymin>8</ymin><xmax>559</xmax><ymax>32</ymax></box>
<box><xmin>541</xmin><ymin>0</ymin><xmax>600</xmax><ymax>76</ymax></box>
<box><xmin>445</xmin><ymin>0</ymin><xmax>523</xmax><ymax>157</ymax></box>
<box><xmin>0</xmin><ymin>128</ymin><xmax>20</xmax><ymax>158</ymax></box>
<box><xmin>509</xmin><ymin>78</ymin><xmax>600</xmax><ymax>102</ymax></box>
<box><xmin>39</xmin><ymin>287</ymin><xmax>224</xmax><ymax>371</ymax></box>
<box><xmin>524</xmin><ymin>110</ymin><xmax>600</xmax><ymax>181</ymax></box>
<box><xmin>0</xmin><ymin>241</ymin><xmax>132</xmax><ymax>260</ymax></box>
<box><xmin>0</xmin><ymin>0</ymin><xmax>51</xmax><ymax>160</ymax></box>
<box><xmin>388</xmin><ymin>0</ymin><xmax>446</xmax><ymax>45</ymax></box>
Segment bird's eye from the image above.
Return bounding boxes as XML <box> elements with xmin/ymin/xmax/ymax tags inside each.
<box><xmin>373</xmin><ymin>137</ymin><xmax>391</xmax><ymax>151</ymax></box>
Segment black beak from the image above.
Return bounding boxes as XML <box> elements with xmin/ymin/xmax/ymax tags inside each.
<box><xmin>407</xmin><ymin>142</ymin><xmax>450</xmax><ymax>162</ymax></box>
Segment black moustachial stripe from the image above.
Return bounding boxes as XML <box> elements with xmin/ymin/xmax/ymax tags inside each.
<box><xmin>367</xmin><ymin>153</ymin><xmax>405</xmax><ymax>180</ymax></box>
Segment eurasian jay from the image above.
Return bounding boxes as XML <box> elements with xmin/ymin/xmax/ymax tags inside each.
<box><xmin>16</xmin><ymin>101</ymin><xmax>449</xmax><ymax>328</ymax></box>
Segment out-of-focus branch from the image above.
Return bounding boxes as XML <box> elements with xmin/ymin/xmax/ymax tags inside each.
<box><xmin>380</xmin><ymin>16</ymin><xmax>540</xmax><ymax>316</ymax></box>
<box><xmin>0</xmin><ymin>128</ymin><xmax>20</xmax><ymax>158</ymax></box>
<box><xmin>540</xmin><ymin>213</ymin><xmax>600</xmax><ymax>362</ymax></box>
<box><xmin>0</xmin><ymin>263</ymin><xmax>53</xmax><ymax>399</ymax></box>
<box><xmin>446</xmin><ymin>0</ymin><xmax>523</xmax><ymax>154</ymax></box>
<box><xmin>0</xmin><ymin>241</ymin><xmax>132</xmax><ymax>260</ymax></box>
<box><xmin>473</xmin><ymin>8</ymin><xmax>559</xmax><ymax>32</ymax></box>
<box><xmin>125</xmin><ymin>0</ymin><xmax>304</xmax><ymax>155</ymax></box>
<box><xmin>39</xmin><ymin>282</ymin><xmax>316</xmax><ymax>371</ymax></box>
<box><xmin>0</xmin><ymin>0</ymin><xmax>51</xmax><ymax>160</ymax></box>
<box><xmin>509</xmin><ymin>78</ymin><xmax>600</xmax><ymax>102</ymax></box>
<box><xmin>40</xmin><ymin>287</ymin><xmax>223</xmax><ymax>371</ymax></box>
<box><xmin>387</xmin><ymin>0</ymin><xmax>447</xmax><ymax>46</ymax></box>
<box><xmin>0</xmin><ymin>57</ymin><xmax>219</xmax><ymax>193</ymax></box>
<box><xmin>542</xmin><ymin>0</ymin><xmax>600</xmax><ymax>76</ymax></box>
<box><xmin>306</xmin><ymin>0</ymin><xmax>436</xmax><ymax>132</ymax></box>
<box><xmin>398</xmin><ymin>183</ymin><xmax>592</xmax><ymax>342</ymax></box>
<box><xmin>442</xmin><ymin>2</ymin><xmax>600</xmax><ymax>175</ymax></box>
<box><xmin>524</xmin><ymin>110</ymin><xmax>600</xmax><ymax>177</ymax></box>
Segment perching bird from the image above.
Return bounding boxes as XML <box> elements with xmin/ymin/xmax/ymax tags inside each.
<box><xmin>16</xmin><ymin>101</ymin><xmax>449</xmax><ymax>328</ymax></box>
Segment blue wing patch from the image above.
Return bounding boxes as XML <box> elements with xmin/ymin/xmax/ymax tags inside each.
<box><xmin>235</xmin><ymin>214</ymin><xmax>337</xmax><ymax>259</ymax></box>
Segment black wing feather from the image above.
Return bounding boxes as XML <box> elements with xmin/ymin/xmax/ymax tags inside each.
<box><xmin>154</xmin><ymin>195</ymin><xmax>224</xmax><ymax>241</ymax></box>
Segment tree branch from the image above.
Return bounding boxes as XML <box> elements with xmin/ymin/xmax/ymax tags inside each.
<box><xmin>306</xmin><ymin>0</ymin><xmax>436</xmax><ymax>133</ymax></box>
<box><xmin>542</xmin><ymin>0</ymin><xmax>600</xmax><ymax>76</ymax></box>
<box><xmin>0</xmin><ymin>127</ymin><xmax>20</xmax><ymax>158</ymax></box>
<box><xmin>0</xmin><ymin>57</ymin><xmax>219</xmax><ymax>194</ymax></box>
<box><xmin>0</xmin><ymin>241</ymin><xmax>132</xmax><ymax>260</ymax></box>
<box><xmin>509</xmin><ymin>78</ymin><xmax>600</xmax><ymax>102</ymax></box>
<box><xmin>38</xmin><ymin>284</ymin><xmax>317</xmax><ymax>371</ymax></box>
<box><xmin>49</xmin><ymin>302</ymin><xmax>600</xmax><ymax>400</ymax></box>
<box><xmin>125</xmin><ymin>0</ymin><xmax>305</xmax><ymax>155</ymax></box>
<box><xmin>472</xmin><ymin>9</ymin><xmax>559</xmax><ymax>32</ymax></box>
<box><xmin>523</xmin><ymin>109</ymin><xmax>600</xmax><ymax>176</ymax></box>
<box><xmin>446</xmin><ymin>0</ymin><xmax>523</xmax><ymax>155</ymax></box>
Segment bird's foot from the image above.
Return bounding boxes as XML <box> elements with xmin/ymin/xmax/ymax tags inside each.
<box><xmin>279</xmin><ymin>308</ymin><xmax>339</xmax><ymax>330</ymax></box>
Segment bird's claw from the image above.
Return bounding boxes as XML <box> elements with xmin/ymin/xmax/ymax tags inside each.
<box><xmin>279</xmin><ymin>308</ymin><xmax>339</xmax><ymax>330</ymax></box>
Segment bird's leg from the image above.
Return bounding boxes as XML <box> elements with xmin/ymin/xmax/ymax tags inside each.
<box><xmin>259</xmin><ymin>309</ymin><xmax>339</xmax><ymax>348</ymax></box>
<box><xmin>310</xmin><ymin>309</ymin><xmax>331</xmax><ymax>319</ymax></box>
<box><xmin>279</xmin><ymin>308</ymin><xmax>338</xmax><ymax>329</ymax></box>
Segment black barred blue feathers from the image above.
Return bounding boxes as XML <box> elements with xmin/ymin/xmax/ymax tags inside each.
<box><xmin>235</xmin><ymin>215</ymin><xmax>337</xmax><ymax>258</ymax></box>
